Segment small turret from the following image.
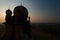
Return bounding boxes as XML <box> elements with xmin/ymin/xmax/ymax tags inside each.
<box><xmin>5</xmin><ymin>9</ymin><xmax>12</xmax><ymax>24</ymax></box>
<box><xmin>6</xmin><ymin>9</ymin><xmax>12</xmax><ymax>16</ymax></box>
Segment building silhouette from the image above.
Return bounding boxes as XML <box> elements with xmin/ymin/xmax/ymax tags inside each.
<box><xmin>2</xmin><ymin>5</ymin><xmax>31</xmax><ymax>40</ymax></box>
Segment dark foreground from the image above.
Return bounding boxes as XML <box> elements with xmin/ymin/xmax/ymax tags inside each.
<box><xmin>0</xmin><ymin>23</ymin><xmax>60</xmax><ymax>40</ymax></box>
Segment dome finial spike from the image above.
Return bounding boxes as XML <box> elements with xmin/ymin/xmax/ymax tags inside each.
<box><xmin>21</xmin><ymin>2</ymin><xmax>22</xmax><ymax>6</ymax></box>
<box><xmin>8</xmin><ymin>7</ymin><xmax>10</xmax><ymax>10</ymax></box>
<box><xmin>21</xmin><ymin>0</ymin><xmax>23</xmax><ymax>6</ymax></box>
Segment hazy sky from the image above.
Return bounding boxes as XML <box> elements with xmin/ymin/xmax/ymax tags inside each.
<box><xmin>0</xmin><ymin>0</ymin><xmax>60</xmax><ymax>23</ymax></box>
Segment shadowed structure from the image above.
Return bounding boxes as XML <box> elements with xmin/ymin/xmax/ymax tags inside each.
<box><xmin>13</xmin><ymin>5</ymin><xmax>31</xmax><ymax>40</ymax></box>
<box><xmin>2</xmin><ymin>5</ymin><xmax>31</xmax><ymax>40</ymax></box>
<box><xmin>13</xmin><ymin>5</ymin><xmax>28</xmax><ymax>24</ymax></box>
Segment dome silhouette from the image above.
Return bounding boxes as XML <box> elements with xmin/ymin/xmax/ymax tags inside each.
<box><xmin>2</xmin><ymin>5</ymin><xmax>31</xmax><ymax>40</ymax></box>
<box><xmin>6</xmin><ymin>9</ymin><xmax>12</xmax><ymax>15</ymax></box>
<box><xmin>13</xmin><ymin>5</ymin><xmax>28</xmax><ymax>18</ymax></box>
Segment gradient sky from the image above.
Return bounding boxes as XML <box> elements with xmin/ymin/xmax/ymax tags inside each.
<box><xmin>0</xmin><ymin>0</ymin><xmax>60</xmax><ymax>23</ymax></box>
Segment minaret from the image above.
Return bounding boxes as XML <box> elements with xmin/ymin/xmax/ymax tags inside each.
<box><xmin>5</xmin><ymin>8</ymin><xmax>12</xmax><ymax>24</ymax></box>
<box><xmin>2</xmin><ymin>8</ymin><xmax>13</xmax><ymax>40</ymax></box>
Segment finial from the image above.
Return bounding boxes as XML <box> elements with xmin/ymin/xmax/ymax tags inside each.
<box><xmin>21</xmin><ymin>2</ymin><xmax>22</xmax><ymax>6</ymax></box>
<box><xmin>8</xmin><ymin>7</ymin><xmax>10</xmax><ymax>10</ymax></box>
<box><xmin>21</xmin><ymin>0</ymin><xmax>23</xmax><ymax>6</ymax></box>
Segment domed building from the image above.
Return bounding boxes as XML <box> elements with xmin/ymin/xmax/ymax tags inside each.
<box><xmin>13</xmin><ymin>5</ymin><xmax>28</xmax><ymax>18</ymax></box>
<box><xmin>12</xmin><ymin>5</ymin><xmax>31</xmax><ymax>40</ymax></box>
<box><xmin>13</xmin><ymin>5</ymin><xmax>29</xmax><ymax>24</ymax></box>
<box><xmin>2</xmin><ymin>5</ymin><xmax>31</xmax><ymax>40</ymax></box>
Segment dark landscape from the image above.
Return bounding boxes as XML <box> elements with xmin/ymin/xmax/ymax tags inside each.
<box><xmin>0</xmin><ymin>23</ymin><xmax>60</xmax><ymax>40</ymax></box>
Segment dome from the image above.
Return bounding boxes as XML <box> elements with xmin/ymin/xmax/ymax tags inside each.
<box><xmin>13</xmin><ymin>5</ymin><xmax>28</xmax><ymax>17</ymax></box>
<box><xmin>6</xmin><ymin>9</ymin><xmax>12</xmax><ymax>15</ymax></box>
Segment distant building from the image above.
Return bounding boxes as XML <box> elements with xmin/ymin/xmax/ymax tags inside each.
<box><xmin>2</xmin><ymin>5</ymin><xmax>31</xmax><ymax>40</ymax></box>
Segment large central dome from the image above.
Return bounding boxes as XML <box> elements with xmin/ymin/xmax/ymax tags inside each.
<box><xmin>13</xmin><ymin>5</ymin><xmax>28</xmax><ymax>18</ymax></box>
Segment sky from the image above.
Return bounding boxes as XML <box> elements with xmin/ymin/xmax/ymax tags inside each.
<box><xmin>0</xmin><ymin>0</ymin><xmax>60</xmax><ymax>23</ymax></box>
